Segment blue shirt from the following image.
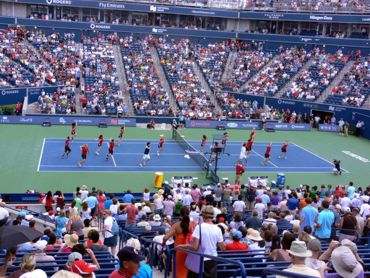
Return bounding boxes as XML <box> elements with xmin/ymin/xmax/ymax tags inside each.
<box><xmin>287</xmin><ymin>198</ymin><xmax>299</xmax><ymax>210</ymax></box>
<box><xmin>315</xmin><ymin>209</ymin><xmax>334</xmax><ymax>239</ymax></box>
<box><xmin>133</xmin><ymin>262</ymin><xmax>152</xmax><ymax>278</ymax></box>
<box><xmin>348</xmin><ymin>186</ymin><xmax>355</xmax><ymax>199</ymax></box>
<box><xmin>261</xmin><ymin>194</ymin><xmax>271</xmax><ymax>205</ymax></box>
<box><xmin>122</xmin><ymin>193</ymin><xmax>134</xmax><ymax>203</ymax></box>
<box><xmin>105</xmin><ymin>199</ymin><xmax>113</xmax><ymax>209</ymax></box>
<box><xmin>86</xmin><ymin>196</ymin><xmax>98</xmax><ymax>209</ymax></box>
<box><xmin>300</xmin><ymin>205</ymin><xmax>318</xmax><ymax>230</ymax></box>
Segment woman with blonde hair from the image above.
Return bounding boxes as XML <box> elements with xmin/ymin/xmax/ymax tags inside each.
<box><xmin>67</xmin><ymin>209</ymin><xmax>84</xmax><ymax>240</ymax></box>
<box><xmin>7</xmin><ymin>254</ymin><xmax>47</xmax><ymax>278</ymax></box>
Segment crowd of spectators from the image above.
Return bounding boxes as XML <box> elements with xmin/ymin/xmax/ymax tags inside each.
<box><xmin>157</xmin><ymin>37</ymin><xmax>216</xmax><ymax>119</ymax></box>
<box><xmin>283</xmin><ymin>48</ymin><xmax>348</xmax><ymax>100</ymax></box>
<box><xmin>326</xmin><ymin>55</ymin><xmax>370</xmax><ymax>107</ymax></box>
<box><xmin>82</xmin><ymin>35</ymin><xmax>122</xmax><ymax>115</ymax></box>
<box><xmin>121</xmin><ymin>36</ymin><xmax>173</xmax><ymax>116</ymax></box>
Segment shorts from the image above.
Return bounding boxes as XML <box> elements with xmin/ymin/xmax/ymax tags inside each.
<box><xmin>142</xmin><ymin>154</ymin><xmax>150</xmax><ymax>160</ymax></box>
<box><xmin>98</xmin><ymin>143</ymin><xmax>102</xmax><ymax>147</ymax></box>
<box><xmin>109</xmin><ymin>149</ymin><xmax>113</xmax><ymax>154</ymax></box>
<box><xmin>104</xmin><ymin>235</ymin><xmax>117</xmax><ymax>247</ymax></box>
<box><xmin>65</xmin><ymin>146</ymin><xmax>71</xmax><ymax>153</ymax></box>
<box><xmin>81</xmin><ymin>154</ymin><xmax>87</xmax><ymax>159</ymax></box>
<box><xmin>281</xmin><ymin>148</ymin><xmax>287</xmax><ymax>153</ymax></box>
<box><xmin>264</xmin><ymin>153</ymin><xmax>270</xmax><ymax>158</ymax></box>
<box><xmin>71</xmin><ymin>131</ymin><xmax>76</xmax><ymax>135</ymax></box>
<box><xmin>240</xmin><ymin>155</ymin><xmax>247</xmax><ymax>160</ymax></box>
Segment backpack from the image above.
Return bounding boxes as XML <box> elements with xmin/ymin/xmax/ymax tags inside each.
<box><xmin>111</xmin><ymin>218</ymin><xmax>119</xmax><ymax>235</ymax></box>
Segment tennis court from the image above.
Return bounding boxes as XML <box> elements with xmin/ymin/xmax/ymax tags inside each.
<box><xmin>38</xmin><ymin>138</ymin><xmax>340</xmax><ymax>173</ymax></box>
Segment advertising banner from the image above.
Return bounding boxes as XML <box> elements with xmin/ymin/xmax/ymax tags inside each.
<box><xmin>185</xmin><ymin>120</ymin><xmax>262</xmax><ymax>129</ymax></box>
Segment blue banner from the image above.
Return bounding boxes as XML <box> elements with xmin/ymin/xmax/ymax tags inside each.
<box><xmin>318</xmin><ymin>124</ymin><xmax>340</xmax><ymax>132</ymax></box>
<box><xmin>185</xmin><ymin>120</ymin><xmax>261</xmax><ymax>129</ymax></box>
<box><xmin>0</xmin><ymin>115</ymin><xmax>136</xmax><ymax>126</ymax></box>
<box><xmin>0</xmin><ymin>88</ymin><xmax>27</xmax><ymax>105</ymax></box>
<box><xmin>264</xmin><ymin>122</ymin><xmax>311</xmax><ymax>131</ymax></box>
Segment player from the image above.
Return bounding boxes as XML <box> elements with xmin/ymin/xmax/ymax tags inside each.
<box><xmin>78</xmin><ymin>144</ymin><xmax>89</xmax><ymax>167</ymax></box>
<box><xmin>239</xmin><ymin>143</ymin><xmax>248</xmax><ymax>164</ymax></box>
<box><xmin>118</xmin><ymin>126</ymin><xmax>125</xmax><ymax>146</ymax></box>
<box><xmin>157</xmin><ymin>135</ymin><xmax>165</xmax><ymax>156</ymax></box>
<box><xmin>106</xmin><ymin>139</ymin><xmax>115</xmax><ymax>160</ymax></box>
<box><xmin>221</xmin><ymin>132</ymin><xmax>229</xmax><ymax>153</ymax></box>
<box><xmin>95</xmin><ymin>135</ymin><xmax>104</xmax><ymax>155</ymax></box>
<box><xmin>333</xmin><ymin>159</ymin><xmax>342</xmax><ymax>175</ymax></box>
<box><xmin>139</xmin><ymin>142</ymin><xmax>151</xmax><ymax>167</ymax></box>
<box><xmin>278</xmin><ymin>141</ymin><xmax>289</xmax><ymax>159</ymax></box>
<box><xmin>200</xmin><ymin>135</ymin><xmax>207</xmax><ymax>153</ymax></box>
<box><xmin>246</xmin><ymin>139</ymin><xmax>253</xmax><ymax>156</ymax></box>
<box><xmin>71</xmin><ymin>122</ymin><xmax>77</xmax><ymax>140</ymax></box>
<box><xmin>61</xmin><ymin>136</ymin><xmax>71</xmax><ymax>158</ymax></box>
<box><xmin>261</xmin><ymin>142</ymin><xmax>273</xmax><ymax>165</ymax></box>
<box><xmin>235</xmin><ymin>160</ymin><xmax>245</xmax><ymax>185</ymax></box>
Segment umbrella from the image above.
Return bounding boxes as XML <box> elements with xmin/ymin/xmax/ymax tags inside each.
<box><xmin>0</xmin><ymin>225</ymin><xmax>43</xmax><ymax>249</ymax></box>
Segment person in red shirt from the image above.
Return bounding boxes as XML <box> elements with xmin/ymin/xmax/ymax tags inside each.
<box><xmin>334</xmin><ymin>185</ymin><xmax>344</xmax><ymax>198</ymax></box>
<box><xmin>235</xmin><ymin>160</ymin><xmax>245</xmax><ymax>185</ymax></box>
<box><xmin>61</xmin><ymin>136</ymin><xmax>71</xmax><ymax>159</ymax></box>
<box><xmin>278</xmin><ymin>141</ymin><xmax>288</xmax><ymax>159</ymax></box>
<box><xmin>246</xmin><ymin>139</ymin><xmax>253</xmax><ymax>156</ymax></box>
<box><xmin>71</xmin><ymin>122</ymin><xmax>77</xmax><ymax>140</ymax></box>
<box><xmin>78</xmin><ymin>144</ymin><xmax>89</xmax><ymax>167</ymax></box>
<box><xmin>118</xmin><ymin>126</ymin><xmax>125</xmax><ymax>146</ymax></box>
<box><xmin>261</xmin><ymin>142</ymin><xmax>273</xmax><ymax>165</ymax></box>
<box><xmin>124</xmin><ymin>200</ymin><xmax>138</xmax><ymax>228</ymax></box>
<box><xmin>249</xmin><ymin>128</ymin><xmax>255</xmax><ymax>141</ymax></box>
<box><xmin>226</xmin><ymin>230</ymin><xmax>248</xmax><ymax>251</ymax></box>
<box><xmin>109</xmin><ymin>246</ymin><xmax>143</xmax><ymax>278</ymax></box>
<box><xmin>200</xmin><ymin>135</ymin><xmax>207</xmax><ymax>153</ymax></box>
<box><xmin>106</xmin><ymin>139</ymin><xmax>115</xmax><ymax>161</ymax></box>
<box><xmin>96</xmin><ymin>134</ymin><xmax>104</xmax><ymax>155</ymax></box>
<box><xmin>157</xmin><ymin>135</ymin><xmax>165</xmax><ymax>156</ymax></box>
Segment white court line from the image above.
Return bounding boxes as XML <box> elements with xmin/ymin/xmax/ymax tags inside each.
<box><xmin>105</xmin><ymin>142</ymin><xmax>117</xmax><ymax>167</ymax></box>
<box><xmin>38</xmin><ymin>170</ymin><xmax>336</xmax><ymax>173</ymax></box>
<box><xmin>114</xmin><ymin>152</ymin><xmax>259</xmax><ymax>157</ymax></box>
<box><xmin>37</xmin><ymin>138</ymin><xmax>46</xmax><ymax>172</ymax></box>
<box><xmin>251</xmin><ymin>149</ymin><xmax>279</xmax><ymax>168</ymax></box>
<box><xmin>291</xmin><ymin>142</ymin><xmax>350</xmax><ymax>173</ymax></box>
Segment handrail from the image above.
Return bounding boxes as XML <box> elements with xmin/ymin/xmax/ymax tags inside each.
<box><xmin>172</xmin><ymin>247</ymin><xmax>247</xmax><ymax>278</ymax></box>
<box><xmin>264</xmin><ymin>269</ymin><xmax>321</xmax><ymax>278</ymax></box>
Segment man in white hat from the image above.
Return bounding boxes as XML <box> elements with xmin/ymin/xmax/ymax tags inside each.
<box><xmin>277</xmin><ymin>241</ymin><xmax>320</xmax><ymax>278</ymax></box>
<box><xmin>330</xmin><ymin>246</ymin><xmax>364</xmax><ymax>278</ymax></box>
<box><xmin>360</xmin><ymin>195</ymin><xmax>370</xmax><ymax>218</ymax></box>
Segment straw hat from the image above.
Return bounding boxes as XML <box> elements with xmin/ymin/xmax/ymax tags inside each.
<box><xmin>246</xmin><ymin>229</ymin><xmax>263</xmax><ymax>241</ymax></box>
<box><xmin>153</xmin><ymin>214</ymin><xmax>161</xmax><ymax>221</ymax></box>
<box><xmin>331</xmin><ymin>246</ymin><xmax>363</xmax><ymax>278</ymax></box>
<box><xmin>64</xmin><ymin>234</ymin><xmax>79</xmax><ymax>248</ymax></box>
<box><xmin>287</xmin><ymin>241</ymin><xmax>312</xmax><ymax>258</ymax></box>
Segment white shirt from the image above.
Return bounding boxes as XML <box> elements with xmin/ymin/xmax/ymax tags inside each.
<box><xmin>20</xmin><ymin>269</ymin><xmax>47</xmax><ymax>278</ymax></box>
<box><xmin>0</xmin><ymin>207</ymin><xmax>9</xmax><ymax>220</ymax></box>
<box><xmin>143</xmin><ymin>192</ymin><xmax>150</xmax><ymax>202</ymax></box>
<box><xmin>340</xmin><ymin>197</ymin><xmax>352</xmax><ymax>211</ymax></box>
<box><xmin>104</xmin><ymin>216</ymin><xmax>114</xmax><ymax>238</ymax></box>
<box><xmin>239</xmin><ymin>146</ymin><xmax>247</xmax><ymax>159</ymax></box>
<box><xmin>80</xmin><ymin>190</ymin><xmax>89</xmax><ymax>201</ymax></box>
<box><xmin>360</xmin><ymin>203</ymin><xmax>370</xmax><ymax>218</ymax></box>
<box><xmin>254</xmin><ymin>203</ymin><xmax>265</xmax><ymax>219</ymax></box>
<box><xmin>233</xmin><ymin>200</ymin><xmax>246</xmax><ymax>212</ymax></box>
<box><xmin>183</xmin><ymin>194</ymin><xmax>193</xmax><ymax>206</ymax></box>
<box><xmin>192</xmin><ymin>223</ymin><xmax>223</xmax><ymax>260</ymax></box>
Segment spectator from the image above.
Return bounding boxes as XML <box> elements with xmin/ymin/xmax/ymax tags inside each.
<box><xmin>124</xmin><ymin>199</ymin><xmax>138</xmax><ymax>228</ymax></box>
<box><xmin>276</xmin><ymin>241</ymin><xmax>320</xmax><ymax>278</ymax></box>
<box><xmin>109</xmin><ymin>247</ymin><xmax>144</xmax><ymax>278</ymax></box>
<box><xmin>125</xmin><ymin>238</ymin><xmax>152</xmax><ymax>278</ymax></box>
<box><xmin>60</xmin><ymin>234</ymin><xmax>79</xmax><ymax>253</ymax></box>
<box><xmin>245</xmin><ymin>210</ymin><xmax>262</xmax><ymax>230</ymax></box>
<box><xmin>300</xmin><ymin>198</ymin><xmax>318</xmax><ymax>231</ymax></box>
<box><xmin>226</xmin><ymin>230</ymin><xmax>248</xmax><ymax>251</ymax></box>
<box><xmin>86</xmin><ymin>230</ymin><xmax>107</xmax><ymax>251</ymax></box>
<box><xmin>328</xmin><ymin>246</ymin><xmax>364</xmax><ymax>278</ymax></box>
<box><xmin>315</xmin><ymin>199</ymin><xmax>334</xmax><ymax>240</ymax></box>
<box><xmin>103</xmin><ymin>209</ymin><xmax>118</xmax><ymax>255</ymax></box>
<box><xmin>269</xmin><ymin>232</ymin><xmax>295</xmax><ymax>262</ymax></box>
<box><xmin>0</xmin><ymin>201</ymin><xmax>9</xmax><ymax>227</ymax></box>
<box><xmin>67</xmin><ymin>210</ymin><xmax>84</xmax><ymax>240</ymax></box>
<box><xmin>55</xmin><ymin>210</ymin><xmax>68</xmax><ymax>237</ymax></box>
<box><xmin>7</xmin><ymin>254</ymin><xmax>47</xmax><ymax>278</ymax></box>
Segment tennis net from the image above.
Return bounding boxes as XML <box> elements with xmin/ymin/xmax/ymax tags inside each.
<box><xmin>172</xmin><ymin>129</ymin><xmax>218</xmax><ymax>182</ymax></box>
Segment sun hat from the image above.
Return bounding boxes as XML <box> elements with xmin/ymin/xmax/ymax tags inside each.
<box><xmin>341</xmin><ymin>239</ymin><xmax>364</xmax><ymax>264</ymax></box>
<box><xmin>66</xmin><ymin>252</ymin><xmax>83</xmax><ymax>268</ymax></box>
<box><xmin>33</xmin><ymin>240</ymin><xmax>47</xmax><ymax>251</ymax></box>
<box><xmin>117</xmin><ymin>246</ymin><xmax>144</xmax><ymax>263</ymax></box>
<box><xmin>331</xmin><ymin>246</ymin><xmax>363</xmax><ymax>278</ymax></box>
<box><xmin>126</xmin><ymin>238</ymin><xmax>141</xmax><ymax>252</ymax></box>
<box><xmin>64</xmin><ymin>234</ymin><xmax>79</xmax><ymax>248</ymax></box>
<box><xmin>153</xmin><ymin>214</ymin><xmax>161</xmax><ymax>221</ymax></box>
<box><xmin>51</xmin><ymin>270</ymin><xmax>82</xmax><ymax>278</ymax></box>
<box><xmin>287</xmin><ymin>241</ymin><xmax>312</xmax><ymax>258</ymax></box>
<box><xmin>307</xmin><ymin>239</ymin><xmax>321</xmax><ymax>252</ymax></box>
<box><xmin>335</xmin><ymin>204</ymin><xmax>342</xmax><ymax>210</ymax></box>
<box><xmin>19</xmin><ymin>269</ymin><xmax>47</xmax><ymax>278</ymax></box>
<box><xmin>70</xmin><ymin>260</ymin><xmax>97</xmax><ymax>275</ymax></box>
<box><xmin>201</xmin><ymin>205</ymin><xmax>214</xmax><ymax>219</ymax></box>
<box><xmin>246</xmin><ymin>229</ymin><xmax>263</xmax><ymax>241</ymax></box>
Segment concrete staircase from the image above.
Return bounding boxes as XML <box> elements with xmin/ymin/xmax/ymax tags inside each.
<box><xmin>113</xmin><ymin>44</ymin><xmax>134</xmax><ymax>116</ymax></box>
<box><xmin>149</xmin><ymin>45</ymin><xmax>179</xmax><ymax>116</ymax></box>
<box><xmin>239</xmin><ymin>54</ymin><xmax>278</xmax><ymax>92</ymax></box>
<box><xmin>221</xmin><ymin>51</ymin><xmax>237</xmax><ymax>83</ymax></box>
<box><xmin>192</xmin><ymin>60</ymin><xmax>223</xmax><ymax>115</ymax></box>
<box><xmin>363</xmin><ymin>97</ymin><xmax>370</xmax><ymax>109</ymax></box>
<box><xmin>25</xmin><ymin>40</ymin><xmax>53</xmax><ymax>69</ymax></box>
<box><xmin>275</xmin><ymin>56</ymin><xmax>315</xmax><ymax>98</ymax></box>
<box><xmin>75</xmin><ymin>43</ymin><xmax>84</xmax><ymax>114</ymax></box>
<box><xmin>317</xmin><ymin>60</ymin><xmax>355</xmax><ymax>103</ymax></box>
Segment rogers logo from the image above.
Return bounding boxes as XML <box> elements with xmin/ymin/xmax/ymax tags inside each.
<box><xmin>90</xmin><ymin>24</ymin><xmax>96</xmax><ymax>29</ymax></box>
<box><xmin>227</xmin><ymin>122</ymin><xmax>238</xmax><ymax>128</ymax></box>
<box><xmin>1</xmin><ymin>90</ymin><xmax>19</xmax><ymax>96</ymax></box>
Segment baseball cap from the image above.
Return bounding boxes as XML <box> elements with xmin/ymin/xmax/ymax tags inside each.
<box><xmin>117</xmin><ymin>247</ymin><xmax>144</xmax><ymax>263</ymax></box>
<box><xmin>70</xmin><ymin>260</ymin><xmax>97</xmax><ymax>275</ymax></box>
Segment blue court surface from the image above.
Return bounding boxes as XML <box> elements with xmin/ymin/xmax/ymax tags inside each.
<box><xmin>38</xmin><ymin>138</ymin><xmax>343</xmax><ymax>173</ymax></box>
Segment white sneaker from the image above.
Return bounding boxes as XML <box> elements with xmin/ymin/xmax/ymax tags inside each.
<box><xmin>139</xmin><ymin>163</ymin><xmax>143</xmax><ymax>167</ymax></box>
<box><xmin>78</xmin><ymin>163</ymin><xmax>82</xmax><ymax>167</ymax></box>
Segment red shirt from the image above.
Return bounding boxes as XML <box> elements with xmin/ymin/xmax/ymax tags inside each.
<box><xmin>201</xmin><ymin>138</ymin><xmax>206</xmax><ymax>146</ymax></box>
<box><xmin>246</xmin><ymin>140</ymin><xmax>253</xmax><ymax>149</ymax></box>
<box><xmin>226</xmin><ymin>241</ymin><xmax>248</xmax><ymax>251</ymax></box>
<box><xmin>266</xmin><ymin>145</ymin><xmax>272</xmax><ymax>154</ymax></box>
<box><xmin>98</xmin><ymin>138</ymin><xmax>104</xmax><ymax>146</ymax></box>
<box><xmin>125</xmin><ymin>205</ymin><xmax>138</xmax><ymax>223</ymax></box>
<box><xmin>159</xmin><ymin>138</ymin><xmax>164</xmax><ymax>147</ymax></box>
<box><xmin>109</xmin><ymin>269</ymin><xmax>132</xmax><ymax>278</ymax></box>
<box><xmin>72</xmin><ymin>127</ymin><xmax>76</xmax><ymax>133</ymax></box>
<box><xmin>65</xmin><ymin>139</ymin><xmax>70</xmax><ymax>147</ymax></box>
<box><xmin>109</xmin><ymin>141</ymin><xmax>115</xmax><ymax>151</ymax></box>
<box><xmin>282</xmin><ymin>143</ymin><xmax>288</xmax><ymax>150</ymax></box>
<box><xmin>250</xmin><ymin>130</ymin><xmax>255</xmax><ymax>138</ymax></box>
<box><xmin>236</xmin><ymin>163</ymin><xmax>245</xmax><ymax>175</ymax></box>
<box><xmin>82</xmin><ymin>146</ymin><xmax>88</xmax><ymax>155</ymax></box>
<box><xmin>119</xmin><ymin>130</ymin><xmax>124</xmax><ymax>137</ymax></box>
<box><xmin>45</xmin><ymin>196</ymin><xmax>53</xmax><ymax>207</ymax></box>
